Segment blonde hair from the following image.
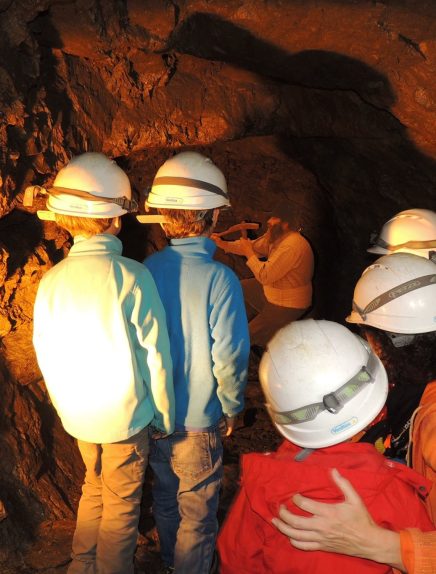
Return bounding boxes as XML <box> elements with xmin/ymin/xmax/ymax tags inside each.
<box><xmin>158</xmin><ymin>208</ymin><xmax>215</xmax><ymax>239</ymax></box>
<box><xmin>55</xmin><ymin>214</ymin><xmax>113</xmax><ymax>237</ymax></box>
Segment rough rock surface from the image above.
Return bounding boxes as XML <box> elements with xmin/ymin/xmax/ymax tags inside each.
<box><xmin>0</xmin><ymin>0</ymin><xmax>435</xmax><ymax>570</ymax></box>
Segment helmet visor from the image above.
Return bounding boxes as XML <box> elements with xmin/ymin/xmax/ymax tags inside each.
<box><xmin>267</xmin><ymin>351</ymin><xmax>379</xmax><ymax>425</ymax></box>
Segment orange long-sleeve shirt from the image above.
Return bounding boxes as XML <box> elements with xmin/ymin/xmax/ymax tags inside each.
<box><xmin>409</xmin><ymin>382</ymin><xmax>436</xmax><ymax>524</ymax></box>
<box><xmin>400</xmin><ymin>529</ymin><xmax>436</xmax><ymax>574</ymax></box>
<box><xmin>399</xmin><ymin>381</ymin><xmax>436</xmax><ymax>574</ymax></box>
<box><xmin>222</xmin><ymin>230</ymin><xmax>314</xmax><ymax>308</ymax></box>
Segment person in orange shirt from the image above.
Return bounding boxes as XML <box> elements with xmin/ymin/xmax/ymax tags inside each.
<box><xmin>212</xmin><ymin>201</ymin><xmax>314</xmax><ymax>347</ymax></box>
<box><xmin>345</xmin><ymin>252</ymin><xmax>436</xmax><ymax>521</ymax></box>
<box><xmin>409</xmin><ymin>381</ymin><xmax>436</xmax><ymax>525</ymax></box>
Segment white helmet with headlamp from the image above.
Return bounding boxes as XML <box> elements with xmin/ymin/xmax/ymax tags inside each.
<box><xmin>36</xmin><ymin>152</ymin><xmax>136</xmax><ymax>220</ymax></box>
<box><xmin>145</xmin><ymin>151</ymin><xmax>230</xmax><ymax>211</ymax></box>
<box><xmin>346</xmin><ymin>253</ymin><xmax>436</xmax><ymax>346</ymax></box>
<box><xmin>259</xmin><ymin>319</ymin><xmax>388</xmax><ymax>449</ymax></box>
<box><xmin>368</xmin><ymin>208</ymin><xmax>436</xmax><ymax>261</ymax></box>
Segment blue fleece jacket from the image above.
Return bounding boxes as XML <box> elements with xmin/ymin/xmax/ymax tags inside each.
<box><xmin>144</xmin><ymin>236</ymin><xmax>249</xmax><ymax>429</ymax></box>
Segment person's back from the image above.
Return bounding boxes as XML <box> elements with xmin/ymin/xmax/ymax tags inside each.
<box><xmin>35</xmin><ymin>233</ymin><xmax>173</xmax><ymax>441</ymax></box>
<box><xmin>218</xmin><ymin>440</ymin><xmax>433</xmax><ymax>574</ymax></box>
<box><xmin>32</xmin><ymin>152</ymin><xmax>174</xmax><ymax>574</ymax></box>
<box><xmin>146</xmin><ymin>238</ymin><xmax>248</xmax><ymax>428</ymax></box>
<box><xmin>140</xmin><ymin>151</ymin><xmax>250</xmax><ymax>574</ymax></box>
<box><xmin>217</xmin><ymin>319</ymin><xmax>433</xmax><ymax>573</ymax></box>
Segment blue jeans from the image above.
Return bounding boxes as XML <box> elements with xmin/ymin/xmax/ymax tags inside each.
<box><xmin>150</xmin><ymin>426</ymin><xmax>223</xmax><ymax>574</ymax></box>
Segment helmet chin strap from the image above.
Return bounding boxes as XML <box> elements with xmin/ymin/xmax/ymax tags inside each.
<box><xmin>386</xmin><ymin>331</ymin><xmax>436</xmax><ymax>348</ymax></box>
<box><xmin>386</xmin><ymin>332</ymin><xmax>416</xmax><ymax>348</ymax></box>
<box><xmin>195</xmin><ymin>210</ymin><xmax>208</xmax><ymax>221</ymax></box>
<box><xmin>294</xmin><ymin>448</ymin><xmax>314</xmax><ymax>461</ymax></box>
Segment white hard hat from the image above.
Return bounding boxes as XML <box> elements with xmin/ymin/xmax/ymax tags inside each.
<box><xmin>259</xmin><ymin>319</ymin><xmax>388</xmax><ymax>448</ymax></box>
<box><xmin>38</xmin><ymin>152</ymin><xmax>136</xmax><ymax>219</ymax></box>
<box><xmin>347</xmin><ymin>253</ymin><xmax>436</xmax><ymax>336</ymax></box>
<box><xmin>368</xmin><ymin>208</ymin><xmax>436</xmax><ymax>260</ymax></box>
<box><xmin>145</xmin><ymin>151</ymin><xmax>230</xmax><ymax>210</ymax></box>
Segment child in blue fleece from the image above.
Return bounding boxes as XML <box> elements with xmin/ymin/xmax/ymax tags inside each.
<box><xmin>142</xmin><ymin>151</ymin><xmax>250</xmax><ymax>574</ymax></box>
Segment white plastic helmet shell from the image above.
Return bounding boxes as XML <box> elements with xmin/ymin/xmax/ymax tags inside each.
<box><xmin>368</xmin><ymin>208</ymin><xmax>436</xmax><ymax>259</ymax></box>
<box><xmin>146</xmin><ymin>151</ymin><xmax>230</xmax><ymax>210</ymax></box>
<box><xmin>347</xmin><ymin>253</ymin><xmax>436</xmax><ymax>334</ymax></box>
<box><xmin>46</xmin><ymin>152</ymin><xmax>132</xmax><ymax>218</ymax></box>
<box><xmin>259</xmin><ymin>320</ymin><xmax>388</xmax><ymax>449</ymax></box>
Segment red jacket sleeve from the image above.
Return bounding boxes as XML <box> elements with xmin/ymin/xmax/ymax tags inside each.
<box><xmin>217</xmin><ymin>485</ymin><xmax>266</xmax><ymax>573</ymax></box>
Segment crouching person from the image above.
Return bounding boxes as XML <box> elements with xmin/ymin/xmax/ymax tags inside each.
<box><xmin>32</xmin><ymin>152</ymin><xmax>175</xmax><ymax>574</ymax></box>
<box><xmin>217</xmin><ymin>319</ymin><xmax>433</xmax><ymax>574</ymax></box>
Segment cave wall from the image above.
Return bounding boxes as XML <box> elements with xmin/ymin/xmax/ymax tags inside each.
<box><xmin>0</xmin><ymin>0</ymin><xmax>435</xmax><ymax>562</ymax></box>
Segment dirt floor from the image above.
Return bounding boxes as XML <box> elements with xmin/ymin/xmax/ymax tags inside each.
<box><xmin>9</xmin><ymin>354</ymin><xmax>281</xmax><ymax>573</ymax></box>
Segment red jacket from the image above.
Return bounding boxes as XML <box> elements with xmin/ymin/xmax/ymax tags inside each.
<box><xmin>218</xmin><ymin>441</ymin><xmax>433</xmax><ymax>574</ymax></box>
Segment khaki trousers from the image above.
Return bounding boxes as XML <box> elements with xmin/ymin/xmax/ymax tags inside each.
<box><xmin>241</xmin><ymin>278</ymin><xmax>308</xmax><ymax>347</ymax></box>
<box><xmin>68</xmin><ymin>426</ymin><xmax>149</xmax><ymax>574</ymax></box>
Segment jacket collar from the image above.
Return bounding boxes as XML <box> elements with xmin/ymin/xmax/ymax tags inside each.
<box><xmin>70</xmin><ymin>234</ymin><xmax>123</xmax><ymax>256</ymax></box>
<box><xmin>169</xmin><ymin>236</ymin><xmax>216</xmax><ymax>257</ymax></box>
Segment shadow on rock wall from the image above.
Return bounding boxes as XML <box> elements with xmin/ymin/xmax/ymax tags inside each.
<box><xmin>0</xmin><ymin>352</ymin><xmax>83</xmax><ymax>564</ymax></box>
<box><xmin>0</xmin><ymin>210</ymin><xmax>83</xmax><ymax>561</ymax></box>
<box><xmin>168</xmin><ymin>11</ymin><xmax>436</xmax><ymax>318</ymax></box>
